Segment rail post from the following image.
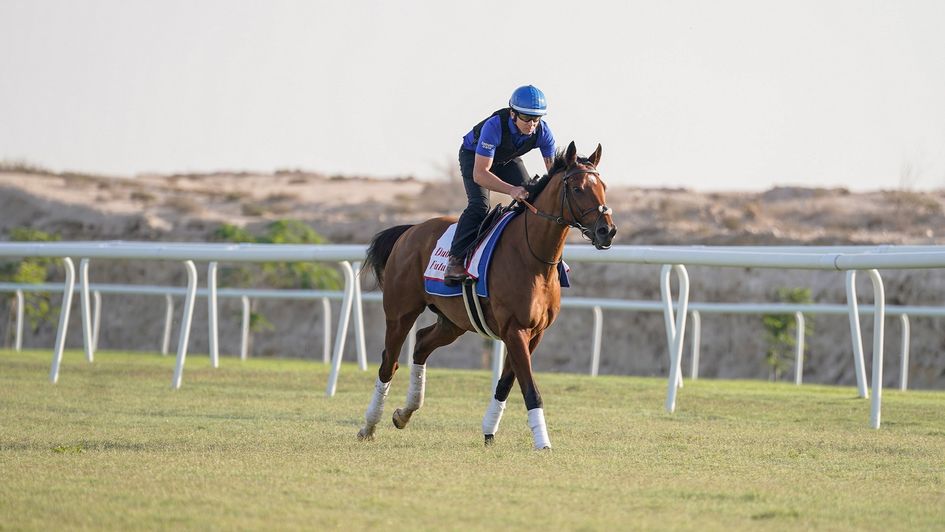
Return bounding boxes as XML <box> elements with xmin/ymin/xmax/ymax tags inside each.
<box><xmin>845</xmin><ymin>271</ymin><xmax>870</xmax><ymax>398</ymax></box>
<box><xmin>240</xmin><ymin>296</ymin><xmax>251</xmax><ymax>361</ymax></box>
<box><xmin>794</xmin><ymin>311</ymin><xmax>805</xmax><ymax>385</ymax></box>
<box><xmin>79</xmin><ymin>258</ymin><xmax>94</xmax><ymax>362</ymax></box>
<box><xmin>590</xmin><ymin>306</ymin><xmax>603</xmax><ymax>377</ymax></box>
<box><xmin>92</xmin><ymin>290</ymin><xmax>101</xmax><ymax>352</ymax></box>
<box><xmin>171</xmin><ymin>261</ymin><xmax>199</xmax><ymax>389</ymax></box>
<box><xmin>207</xmin><ymin>261</ymin><xmax>219</xmax><ymax>368</ymax></box>
<box><xmin>322</xmin><ymin>297</ymin><xmax>332</xmax><ymax>364</ymax></box>
<box><xmin>161</xmin><ymin>294</ymin><xmax>174</xmax><ymax>355</ymax></box>
<box><xmin>14</xmin><ymin>289</ymin><xmax>24</xmax><ymax>352</ymax></box>
<box><xmin>690</xmin><ymin>310</ymin><xmax>701</xmax><ymax>380</ymax></box>
<box><xmin>326</xmin><ymin>261</ymin><xmax>356</xmax><ymax>397</ymax></box>
<box><xmin>899</xmin><ymin>314</ymin><xmax>910</xmax><ymax>391</ymax></box>
<box><xmin>49</xmin><ymin>257</ymin><xmax>76</xmax><ymax>384</ymax></box>
<box><xmin>662</xmin><ymin>264</ymin><xmax>690</xmax><ymax>413</ymax></box>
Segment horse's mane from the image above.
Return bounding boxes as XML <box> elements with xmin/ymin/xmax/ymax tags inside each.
<box><xmin>523</xmin><ymin>148</ymin><xmax>595</xmax><ymax>199</ymax></box>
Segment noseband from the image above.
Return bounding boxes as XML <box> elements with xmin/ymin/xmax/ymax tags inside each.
<box><xmin>520</xmin><ymin>165</ymin><xmax>613</xmax><ymax>265</ymax></box>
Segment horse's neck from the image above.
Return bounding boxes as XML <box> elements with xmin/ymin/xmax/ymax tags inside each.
<box><xmin>525</xmin><ymin>182</ymin><xmax>570</xmax><ymax>266</ymax></box>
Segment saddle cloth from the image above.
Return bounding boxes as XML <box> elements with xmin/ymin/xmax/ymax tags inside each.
<box><xmin>424</xmin><ymin>211</ymin><xmax>570</xmax><ymax>297</ymax></box>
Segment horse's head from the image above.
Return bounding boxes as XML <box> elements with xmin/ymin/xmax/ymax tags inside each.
<box><xmin>531</xmin><ymin>141</ymin><xmax>616</xmax><ymax>250</ymax></box>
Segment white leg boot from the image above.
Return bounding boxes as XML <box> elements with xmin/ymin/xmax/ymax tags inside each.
<box><xmin>357</xmin><ymin>378</ymin><xmax>391</xmax><ymax>441</ymax></box>
<box><xmin>527</xmin><ymin>408</ymin><xmax>551</xmax><ymax>450</ymax></box>
<box><xmin>392</xmin><ymin>364</ymin><xmax>426</xmax><ymax>429</ymax></box>
<box><xmin>482</xmin><ymin>397</ymin><xmax>507</xmax><ymax>445</ymax></box>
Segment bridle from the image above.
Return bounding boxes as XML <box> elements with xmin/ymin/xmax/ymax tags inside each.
<box><xmin>519</xmin><ymin>165</ymin><xmax>613</xmax><ymax>265</ymax></box>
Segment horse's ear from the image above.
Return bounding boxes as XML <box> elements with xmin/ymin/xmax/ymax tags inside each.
<box><xmin>589</xmin><ymin>144</ymin><xmax>602</xmax><ymax>167</ymax></box>
<box><xmin>565</xmin><ymin>141</ymin><xmax>577</xmax><ymax>166</ymax></box>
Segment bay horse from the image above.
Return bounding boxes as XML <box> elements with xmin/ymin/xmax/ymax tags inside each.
<box><xmin>357</xmin><ymin>141</ymin><xmax>616</xmax><ymax>449</ymax></box>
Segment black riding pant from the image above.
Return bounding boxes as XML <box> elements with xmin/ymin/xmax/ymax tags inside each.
<box><xmin>450</xmin><ymin>149</ymin><xmax>529</xmax><ymax>258</ymax></box>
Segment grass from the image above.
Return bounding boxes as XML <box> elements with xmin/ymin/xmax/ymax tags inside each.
<box><xmin>1</xmin><ymin>350</ymin><xmax>944</xmax><ymax>531</ymax></box>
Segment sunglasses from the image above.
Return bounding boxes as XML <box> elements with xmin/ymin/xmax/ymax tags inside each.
<box><xmin>515</xmin><ymin>112</ymin><xmax>542</xmax><ymax>123</ymax></box>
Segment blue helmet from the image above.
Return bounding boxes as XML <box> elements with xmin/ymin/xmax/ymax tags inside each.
<box><xmin>509</xmin><ymin>85</ymin><xmax>547</xmax><ymax>116</ymax></box>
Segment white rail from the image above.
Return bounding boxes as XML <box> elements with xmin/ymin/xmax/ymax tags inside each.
<box><xmin>1</xmin><ymin>282</ymin><xmax>930</xmax><ymax>390</ymax></box>
<box><xmin>3</xmin><ymin>241</ymin><xmax>945</xmax><ymax>429</ymax></box>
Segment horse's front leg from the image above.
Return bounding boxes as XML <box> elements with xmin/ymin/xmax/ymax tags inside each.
<box><xmin>504</xmin><ymin>329</ymin><xmax>551</xmax><ymax>450</ymax></box>
<box><xmin>482</xmin><ymin>354</ymin><xmax>515</xmax><ymax>445</ymax></box>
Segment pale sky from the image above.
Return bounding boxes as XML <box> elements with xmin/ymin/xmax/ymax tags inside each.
<box><xmin>2</xmin><ymin>1</ymin><xmax>944</xmax><ymax>191</ymax></box>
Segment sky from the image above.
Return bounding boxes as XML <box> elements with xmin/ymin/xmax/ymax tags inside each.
<box><xmin>1</xmin><ymin>1</ymin><xmax>944</xmax><ymax>191</ymax></box>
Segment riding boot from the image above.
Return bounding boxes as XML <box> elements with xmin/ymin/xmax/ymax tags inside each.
<box><xmin>444</xmin><ymin>254</ymin><xmax>468</xmax><ymax>286</ymax></box>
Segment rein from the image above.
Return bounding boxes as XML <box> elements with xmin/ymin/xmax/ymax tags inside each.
<box><xmin>519</xmin><ymin>166</ymin><xmax>613</xmax><ymax>265</ymax></box>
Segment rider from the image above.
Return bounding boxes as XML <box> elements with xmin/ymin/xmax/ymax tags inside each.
<box><xmin>444</xmin><ymin>85</ymin><xmax>557</xmax><ymax>285</ymax></box>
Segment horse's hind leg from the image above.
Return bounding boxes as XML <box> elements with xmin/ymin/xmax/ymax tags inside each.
<box><xmin>391</xmin><ymin>315</ymin><xmax>464</xmax><ymax>430</ymax></box>
<box><xmin>482</xmin><ymin>354</ymin><xmax>515</xmax><ymax>445</ymax></box>
<box><xmin>357</xmin><ymin>307</ymin><xmax>423</xmax><ymax>441</ymax></box>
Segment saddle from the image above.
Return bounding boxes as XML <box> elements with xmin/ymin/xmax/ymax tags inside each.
<box><xmin>457</xmin><ymin>174</ymin><xmax>538</xmax><ymax>260</ymax></box>
<box><xmin>464</xmin><ymin>203</ymin><xmax>510</xmax><ymax>256</ymax></box>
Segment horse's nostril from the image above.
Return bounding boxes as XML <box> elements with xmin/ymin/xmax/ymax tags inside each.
<box><xmin>609</xmin><ymin>227</ymin><xmax>617</xmax><ymax>238</ymax></box>
<box><xmin>596</xmin><ymin>226</ymin><xmax>609</xmax><ymax>236</ymax></box>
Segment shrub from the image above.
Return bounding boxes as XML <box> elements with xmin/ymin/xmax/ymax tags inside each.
<box><xmin>212</xmin><ymin>220</ymin><xmax>341</xmax><ymax>353</ymax></box>
<box><xmin>761</xmin><ymin>287</ymin><xmax>814</xmax><ymax>381</ymax></box>
<box><xmin>0</xmin><ymin>228</ymin><xmax>61</xmax><ymax>335</ymax></box>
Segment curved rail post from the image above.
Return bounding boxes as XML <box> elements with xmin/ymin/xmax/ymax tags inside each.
<box><xmin>865</xmin><ymin>269</ymin><xmax>886</xmax><ymax>429</ymax></box>
<box><xmin>49</xmin><ymin>257</ymin><xmax>76</xmax><ymax>384</ymax></box>
<box><xmin>326</xmin><ymin>261</ymin><xmax>356</xmax><ymax>397</ymax></box>
<box><xmin>171</xmin><ymin>260</ymin><xmax>199</xmax><ymax>390</ymax></box>
<box><xmin>899</xmin><ymin>314</ymin><xmax>910</xmax><ymax>391</ymax></box>
<box><xmin>351</xmin><ymin>261</ymin><xmax>368</xmax><ymax>371</ymax></box>
<box><xmin>690</xmin><ymin>310</ymin><xmax>701</xmax><ymax>380</ymax></box>
<box><xmin>491</xmin><ymin>340</ymin><xmax>506</xmax><ymax>391</ymax></box>
<box><xmin>161</xmin><ymin>294</ymin><xmax>174</xmax><ymax>356</ymax></box>
<box><xmin>207</xmin><ymin>261</ymin><xmax>219</xmax><ymax>368</ymax></box>
<box><xmin>240</xmin><ymin>296</ymin><xmax>251</xmax><ymax>361</ymax></box>
<box><xmin>92</xmin><ymin>290</ymin><xmax>101</xmax><ymax>352</ymax></box>
<box><xmin>14</xmin><ymin>289</ymin><xmax>24</xmax><ymax>352</ymax></box>
<box><xmin>661</xmin><ymin>264</ymin><xmax>690</xmax><ymax>413</ymax></box>
<box><xmin>79</xmin><ymin>258</ymin><xmax>94</xmax><ymax>362</ymax></box>
<box><xmin>590</xmin><ymin>306</ymin><xmax>603</xmax><ymax>377</ymax></box>
<box><xmin>845</xmin><ymin>271</ymin><xmax>870</xmax><ymax>398</ymax></box>
<box><xmin>794</xmin><ymin>311</ymin><xmax>805</xmax><ymax>385</ymax></box>
<box><xmin>321</xmin><ymin>297</ymin><xmax>332</xmax><ymax>364</ymax></box>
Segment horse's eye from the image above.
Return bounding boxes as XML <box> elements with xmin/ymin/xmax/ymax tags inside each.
<box><xmin>572</xmin><ymin>186</ymin><xmax>583</xmax><ymax>194</ymax></box>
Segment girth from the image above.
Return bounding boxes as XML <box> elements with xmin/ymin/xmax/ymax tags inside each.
<box><xmin>461</xmin><ymin>279</ymin><xmax>500</xmax><ymax>340</ymax></box>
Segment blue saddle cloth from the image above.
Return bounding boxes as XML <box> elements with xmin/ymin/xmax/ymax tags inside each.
<box><xmin>423</xmin><ymin>211</ymin><xmax>570</xmax><ymax>298</ymax></box>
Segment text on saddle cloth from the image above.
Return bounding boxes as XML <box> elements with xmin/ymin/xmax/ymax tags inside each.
<box><xmin>424</xmin><ymin>211</ymin><xmax>570</xmax><ymax>298</ymax></box>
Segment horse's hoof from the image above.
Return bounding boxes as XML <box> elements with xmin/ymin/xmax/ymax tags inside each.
<box><xmin>484</xmin><ymin>434</ymin><xmax>495</xmax><ymax>446</ymax></box>
<box><xmin>535</xmin><ymin>445</ymin><xmax>552</xmax><ymax>452</ymax></box>
<box><xmin>392</xmin><ymin>408</ymin><xmax>411</xmax><ymax>429</ymax></box>
<box><xmin>356</xmin><ymin>427</ymin><xmax>374</xmax><ymax>441</ymax></box>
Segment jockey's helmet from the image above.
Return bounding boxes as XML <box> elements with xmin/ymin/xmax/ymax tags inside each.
<box><xmin>509</xmin><ymin>85</ymin><xmax>547</xmax><ymax>116</ymax></box>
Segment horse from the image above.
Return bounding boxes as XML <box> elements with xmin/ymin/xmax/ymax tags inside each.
<box><xmin>356</xmin><ymin>141</ymin><xmax>616</xmax><ymax>449</ymax></box>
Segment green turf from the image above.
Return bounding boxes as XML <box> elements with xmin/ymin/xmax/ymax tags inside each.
<box><xmin>1</xmin><ymin>349</ymin><xmax>943</xmax><ymax>531</ymax></box>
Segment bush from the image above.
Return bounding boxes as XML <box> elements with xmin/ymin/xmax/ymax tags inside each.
<box><xmin>761</xmin><ymin>287</ymin><xmax>814</xmax><ymax>381</ymax></box>
<box><xmin>0</xmin><ymin>228</ymin><xmax>61</xmax><ymax>335</ymax></box>
<box><xmin>213</xmin><ymin>220</ymin><xmax>342</xmax><ymax>336</ymax></box>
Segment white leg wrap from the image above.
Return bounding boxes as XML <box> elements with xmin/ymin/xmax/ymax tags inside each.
<box><xmin>364</xmin><ymin>378</ymin><xmax>391</xmax><ymax>429</ymax></box>
<box><xmin>527</xmin><ymin>408</ymin><xmax>552</xmax><ymax>450</ymax></box>
<box><xmin>481</xmin><ymin>397</ymin><xmax>507</xmax><ymax>435</ymax></box>
<box><xmin>404</xmin><ymin>363</ymin><xmax>426</xmax><ymax>411</ymax></box>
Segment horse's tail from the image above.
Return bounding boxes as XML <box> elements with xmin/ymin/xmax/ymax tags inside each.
<box><xmin>364</xmin><ymin>224</ymin><xmax>414</xmax><ymax>290</ymax></box>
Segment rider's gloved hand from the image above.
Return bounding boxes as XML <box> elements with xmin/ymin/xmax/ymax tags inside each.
<box><xmin>508</xmin><ymin>186</ymin><xmax>528</xmax><ymax>202</ymax></box>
